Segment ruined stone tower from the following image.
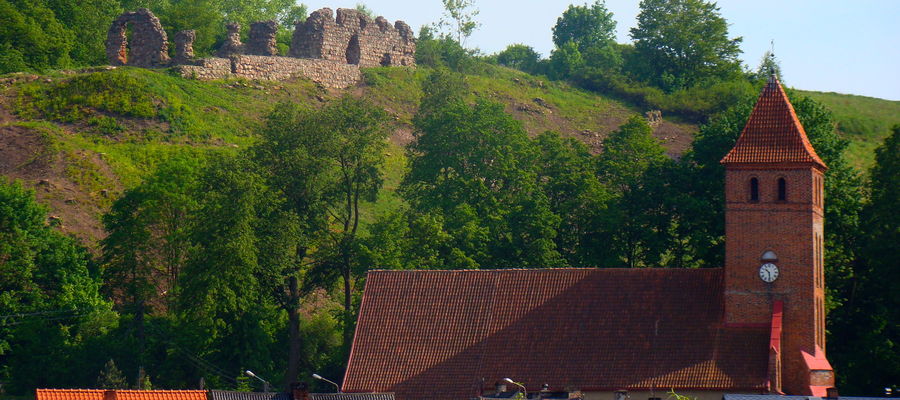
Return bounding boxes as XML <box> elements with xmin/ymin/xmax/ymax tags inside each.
<box><xmin>290</xmin><ymin>8</ymin><xmax>416</xmax><ymax>67</ymax></box>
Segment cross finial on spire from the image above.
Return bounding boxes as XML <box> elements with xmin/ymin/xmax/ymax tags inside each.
<box><xmin>769</xmin><ymin>40</ymin><xmax>776</xmax><ymax>77</ymax></box>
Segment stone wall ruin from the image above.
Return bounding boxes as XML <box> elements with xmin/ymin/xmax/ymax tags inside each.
<box><xmin>247</xmin><ymin>21</ymin><xmax>279</xmax><ymax>56</ymax></box>
<box><xmin>290</xmin><ymin>8</ymin><xmax>416</xmax><ymax>67</ymax></box>
<box><xmin>106</xmin><ymin>8</ymin><xmax>170</xmax><ymax>67</ymax></box>
<box><xmin>105</xmin><ymin>7</ymin><xmax>415</xmax><ymax>89</ymax></box>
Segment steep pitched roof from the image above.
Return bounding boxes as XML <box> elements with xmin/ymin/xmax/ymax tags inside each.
<box><xmin>721</xmin><ymin>75</ymin><xmax>826</xmax><ymax>169</ymax></box>
<box><xmin>343</xmin><ymin>269</ymin><xmax>769</xmax><ymax>400</ymax></box>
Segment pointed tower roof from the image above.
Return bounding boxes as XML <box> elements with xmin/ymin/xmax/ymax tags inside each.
<box><xmin>721</xmin><ymin>75</ymin><xmax>827</xmax><ymax>169</ymax></box>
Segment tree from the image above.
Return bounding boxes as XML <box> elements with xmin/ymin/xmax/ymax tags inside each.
<box><xmin>0</xmin><ymin>180</ymin><xmax>114</xmax><ymax>393</ymax></box>
<box><xmin>630</xmin><ymin>0</ymin><xmax>743</xmax><ymax>90</ymax></box>
<box><xmin>177</xmin><ymin>156</ymin><xmax>296</xmax><ymax>389</ymax></box>
<box><xmin>0</xmin><ymin>0</ymin><xmax>74</xmax><ymax>73</ymax></box>
<box><xmin>354</xmin><ymin>3</ymin><xmax>374</xmax><ymax>18</ymax></box>
<box><xmin>307</xmin><ymin>97</ymin><xmax>390</xmax><ymax>348</ymax></box>
<box><xmin>552</xmin><ymin>1</ymin><xmax>617</xmax><ymax>53</ymax></box>
<box><xmin>496</xmin><ymin>44</ymin><xmax>541</xmax><ymax>74</ymax></box>
<box><xmin>595</xmin><ymin>115</ymin><xmax>668</xmax><ymax>267</ymax></box>
<box><xmin>436</xmin><ymin>0</ymin><xmax>480</xmax><ymax>45</ymax></box>
<box><xmin>533</xmin><ymin>131</ymin><xmax>612</xmax><ymax>266</ymax></box>
<box><xmin>251</xmin><ymin>96</ymin><xmax>391</xmax><ymax>376</ymax></box>
<box><xmin>97</xmin><ymin>359</ymin><xmax>129</xmax><ymax>389</ymax></box>
<box><xmin>45</xmin><ymin>0</ymin><xmax>122</xmax><ymax>66</ymax></box>
<box><xmin>833</xmin><ymin>126</ymin><xmax>900</xmax><ymax>393</ymax></box>
<box><xmin>101</xmin><ymin>157</ymin><xmax>203</xmax><ymax>372</ymax></box>
<box><xmin>404</xmin><ymin>97</ymin><xmax>563</xmax><ymax>268</ymax></box>
<box><xmin>548</xmin><ymin>41</ymin><xmax>584</xmax><ymax>80</ymax></box>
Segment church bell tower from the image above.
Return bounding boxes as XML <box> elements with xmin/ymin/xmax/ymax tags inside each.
<box><xmin>721</xmin><ymin>75</ymin><xmax>834</xmax><ymax>395</ymax></box>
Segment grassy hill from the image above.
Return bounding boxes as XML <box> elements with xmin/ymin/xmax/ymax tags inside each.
<box><xmin>797</xmin><ymin>90</ymin><xmax>900</xmax><ymax>171</ymax></box>
<box><xmin>0</xmin><ymin>65</ymin><xmax>696</xmax><ymax>246</ymax></box>
<box><xmin>1</xmin><ymin>65</ymin><xmax>895</xmax><ymax>246</ymax></box>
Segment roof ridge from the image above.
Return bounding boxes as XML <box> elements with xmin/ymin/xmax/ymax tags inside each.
<box><xmin>367</xmin><ymin>267</ymin><xmax>722</xmax><ymax>273</ymax></box>
<box><xmin>720</xmin><ymin>76</ymin><xmax>827</xmax><ymax>169</ymax></box>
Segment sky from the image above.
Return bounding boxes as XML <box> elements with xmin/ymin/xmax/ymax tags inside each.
<box><xmin>298</xmin><ymin>0</ymin><xmax>900</xmax><ymax>101</ymax></box>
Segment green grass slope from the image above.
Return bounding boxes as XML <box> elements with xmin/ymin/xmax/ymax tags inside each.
<box><xmin>2</xmin><ymin>65</ymin><xmax>693</xmax><ymax>246</ymax></box>
<box><xmin>797</xmin><ymin>90</ymin><xmax>900</xmax><ymax>171</ymax></box>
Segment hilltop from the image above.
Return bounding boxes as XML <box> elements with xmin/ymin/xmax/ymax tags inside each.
<box><xmin>2</xmin><ymin>65</ymin><xmax>896</xmax><ymax>248</ymax></box>
<box><xmin>797</xmin><ymin>90</ymin><xmax>900</xmax><ymax>171</ymax></box>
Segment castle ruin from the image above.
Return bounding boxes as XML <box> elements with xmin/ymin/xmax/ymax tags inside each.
<box><xmin>104</xmin><ymin>8</ymin><xmax>416</xmax><ymax>89</ymax></box>
<box><xmin>290</xmin><ymin>8</ymin><xmax>415</xmax><ymax>67</ymax></box>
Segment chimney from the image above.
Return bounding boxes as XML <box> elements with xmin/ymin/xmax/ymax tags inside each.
<box><xmin>290</xmin><ymin>382</ymin><xmax>309</xmax><ymax>400</ymax></box>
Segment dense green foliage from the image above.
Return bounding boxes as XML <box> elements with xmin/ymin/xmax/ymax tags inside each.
<box><xmin>0</xmin><ymin>180</ymin><xmax>115</xmax><ymax>392</ymax></box>
<box><xmin>629</xmin><ymin>0</ymin><xmax>742</xmax><ymax>90</ymax></box>
<box><xmin>0</xmin><ymin>0</ymin><xmax>302</xmax><ymax>74</ymax></box>
<box><xmin>829</xmin><ymin>125</ymin><xmax>900</xmax><ymax>393</ymax></box>
<box><xmin>1</xmin><ymin>0</ymin><xmax>898</xmax><ymax>395</ymax></box>
<box><xmin>552</xmin><ymin>1</ymin><xmax>617</xmax><ymax>53</ymax></box>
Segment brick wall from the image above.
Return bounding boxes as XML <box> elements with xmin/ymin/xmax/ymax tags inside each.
<box><xmin>723</xmin><ymin>164</ymin><xmax>826</xmax><ymax>395</ymax></box>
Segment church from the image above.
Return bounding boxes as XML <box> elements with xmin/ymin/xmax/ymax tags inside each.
<box><xmin>339</xmin><ymin>76</ymin><xmax>835</xmax><ymax>400</ymax></box>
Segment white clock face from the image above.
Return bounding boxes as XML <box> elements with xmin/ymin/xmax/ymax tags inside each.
<box><xmin>759</xmin><ymin>262</ymin><xmax>779</xmax><ymax>283</ymax></box>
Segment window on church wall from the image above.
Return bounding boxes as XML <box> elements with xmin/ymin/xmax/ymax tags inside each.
<box><xmin>777</xmin><ymin>178</ymin><xmax>787</xmax><ymax>201</ymax></box>
<box><xmin>749</xmin><ymin>178</ymin><xmax>759</xmax><ymax>202</ymax></box>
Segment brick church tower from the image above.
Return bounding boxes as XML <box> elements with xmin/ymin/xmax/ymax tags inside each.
<box><xmin>721</xmin><ymin>75</ymin><xmax>834</xmax><ymax>395</ymax></box>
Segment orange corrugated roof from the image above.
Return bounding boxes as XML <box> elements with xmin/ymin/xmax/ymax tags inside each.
<box><xmin>343</xmin><ymin>268</ymin><xmax>770</xmax><ymax>400</ymax></box>
<box><xmin>36</xmin><ymin>389</ymin><xmax>106</xmax><ymax>400</ymax></box>
<box><xmin>721</xmin><ymin>75</ymin><xmax>826</xmax><ymax>169</ymax></box>
<box><xmin>113</xmin><ymin>390</ymin><xmax>207</xmax><ymax>400</ymax></box>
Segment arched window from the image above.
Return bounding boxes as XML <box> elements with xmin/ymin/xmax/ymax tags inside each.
<box><xmin>777</xmin><ymin>178</ymin><xmax>786</xmax><ymax>201</ymax></box>
<box><xmin>749</xmin><ymin>178</ymin><xmax>759</xmax><ymax>202</ymax></box>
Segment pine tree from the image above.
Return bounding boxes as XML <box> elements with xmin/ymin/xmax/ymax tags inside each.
<box><xmin>97</xmin><ymin>359</ymin><xmax>128</xmax><ymax>389</ymax></box>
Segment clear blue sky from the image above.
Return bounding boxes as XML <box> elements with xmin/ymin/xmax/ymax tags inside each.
<box><xmin>300</xmin><ymin>0</ymin><xmax>900</xmax><ymax>101</ymax></box>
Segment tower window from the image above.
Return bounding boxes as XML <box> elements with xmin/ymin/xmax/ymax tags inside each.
<box><xmin>777</xmin><ymin>178</ymin><xmax>787</xmax><ymax>201</ymax></box>
<box><xmin>749</xmin><ymin>178</ymin><xmax>759</xmax><ymax>202</ymax></box>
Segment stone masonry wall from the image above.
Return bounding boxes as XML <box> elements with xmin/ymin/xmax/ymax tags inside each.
<box><xmin>176</xmin><ymin>56</ymin><xmax>361</xmax><ymax>89</ymax></box>
<box><xmin>290</xmin><ymin>8</ymin><xmax>415</xmax><ymax>67</ymax></box>
<box><xmin>106</xmin><ymin>8</ymin><xmax>169</xmax><ymax>67</ymax></box>
<box><xmin>109</xmin><ymin>7</ymin><xmax>413</xmax><ymax>88</ymax></box>
<box><xmin>176</xmin><ymin>57</ymin><xmax>231</xmax><ymax>80</ymax></box>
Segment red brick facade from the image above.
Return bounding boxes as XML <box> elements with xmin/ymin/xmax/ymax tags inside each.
<box><xmin>721</xmin><ymin>76</ymin><xmax>833</xmax><ymax>395</ymax></box>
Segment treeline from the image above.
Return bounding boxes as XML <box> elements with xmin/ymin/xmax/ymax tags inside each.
<box><xmin>420</xmin><ymin>0</ymin><xmax>770</xmax><ymax>122</ymax></box>
<box><xmin>0</xmin><ymin>0</ymin><xmax>307</xmax><ymax>74</ymax></box>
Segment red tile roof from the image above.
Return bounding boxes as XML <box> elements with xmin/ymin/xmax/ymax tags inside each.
<box><xmin>343</xmin><ymin>269</ymin><xmax>769</xmax><ymax>400</ymax></box>
<box><xmin>36</xmin><ymin>389</ymin><xmax>106</xmax><ymax>400</ymax></box>
<box><xmin>720</xmin><ymin>75</ymin><xmax>826</xmax><ymax>169</ymax></box>
<box><xmin>36</xmin><ymin>390</ymin><xmax>207</xmax><ymax>400</ymax></box>
<box><xmin>113</xmin><ymin>390</ymin><xmax>207</xmax><ymax>400</ymax></box>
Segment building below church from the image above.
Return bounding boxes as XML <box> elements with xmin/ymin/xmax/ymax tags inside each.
<box><xmin>340</xmin><ymin>76</ymin><xmax>835</xmax><ymax>400</ymax></box>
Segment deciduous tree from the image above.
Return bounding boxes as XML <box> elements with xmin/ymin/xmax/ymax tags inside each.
<box><xmin>552</xmin><ymin>1</ymin><xmax>616</xmax><ymax>53</ymax></box>
<box><xmin>630</xmin><ymin>0</ymin><xmax>743</xmax><ymax>90</ymax></box>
